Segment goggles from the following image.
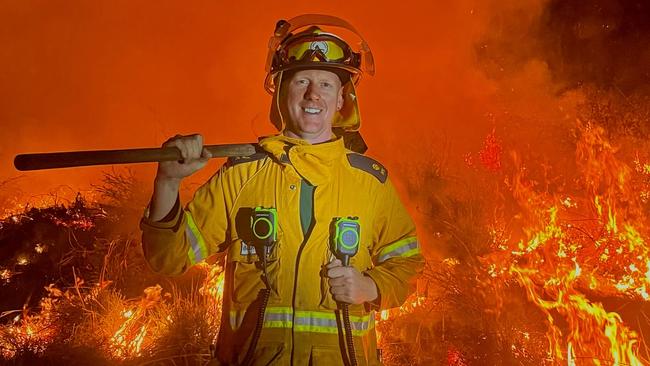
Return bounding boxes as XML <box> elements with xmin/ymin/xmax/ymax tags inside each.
<box><xmin>277</xmin><ymin>31</ymin><xmax>361</xmax><ymax>72</ymax></box>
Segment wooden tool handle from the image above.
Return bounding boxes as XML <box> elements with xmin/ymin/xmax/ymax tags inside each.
<box><xmin>14</xmin><ymin>143</ymin><xmax>257</xmax><ymax>171</ymax></box>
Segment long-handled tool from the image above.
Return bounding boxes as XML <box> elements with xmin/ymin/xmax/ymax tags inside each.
<box><xmin>13</xmin><ymin>143</ymin><xmax>257</xmax><ymax>171</ymax></box>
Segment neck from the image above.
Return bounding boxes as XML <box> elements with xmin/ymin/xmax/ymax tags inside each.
<box><xmin>283</xmin><ymin>129</ymin><xmax>333</xmax><ymax>144</ymax></box>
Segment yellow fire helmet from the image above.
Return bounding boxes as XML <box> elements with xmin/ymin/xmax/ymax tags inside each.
<box><xmin>265</xmin><ymin>14</ymin><xmax>375</xmax><ymax>133</ymax></box>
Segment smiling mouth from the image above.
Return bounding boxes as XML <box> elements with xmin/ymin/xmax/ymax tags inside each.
<box><xmin>303</xmin><ymin>107</ymin><xmax>322</xmax><ymax>115</ymax></box>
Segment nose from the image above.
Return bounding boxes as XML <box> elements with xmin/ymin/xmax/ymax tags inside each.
<box><xmin>304</xmin><ymin>83</ymin><xmax>320</xmax><ymax>100</ymax></box>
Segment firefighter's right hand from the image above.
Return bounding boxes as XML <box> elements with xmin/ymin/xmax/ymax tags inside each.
<box><xmin>156</xmin><ymin>134</ymin><xmax>212</xmax><ymax>181</ymax></box>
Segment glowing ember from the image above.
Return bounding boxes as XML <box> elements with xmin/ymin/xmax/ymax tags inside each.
<box><xmin>478</xmin><ymin>129</ymin><xmax>502</xmax><ymax>172</ymax></box>
<box><xmin>0</xmin><ymin>268</ymin><xmax>11</xmax><ymax>281</ymax></box>
<box><xmin>0</xmin><ymin>300</ymin><xmax>59</xmax><ymax>359</ymax></box>
<box><xmin>446</xmin><ymin>345</ymin><xmax>468</xmax><ymax>366</ymax></box>
<box><xmin>16</xmin><ymin>255</ymin><xmax>29</xmax><ymax>266</ymax></box>
<box><xmin>34</xmin><ymin>243</ymin><xmax>46</xmax><ymax>254</ymax></box>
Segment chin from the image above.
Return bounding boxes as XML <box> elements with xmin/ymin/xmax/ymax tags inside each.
<box><xmin>297</xmin><ymin>122</ymin><xmax>326</xmax><ymax>134</ymax></box>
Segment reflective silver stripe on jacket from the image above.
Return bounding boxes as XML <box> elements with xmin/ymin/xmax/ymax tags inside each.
<box><xmin>376</xmin><ymin>236</ymin><xmax>419</xmax><ymax>263</ymax></box>
<box><xmin>185</xmin><ymin>212</ymin><xmax>208</xmax><ymax>264</ymax></box>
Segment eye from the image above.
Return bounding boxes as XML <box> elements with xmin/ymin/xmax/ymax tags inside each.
<box><xmin>321</xmin><ymin>81</ymin><xmax>332</xmax><ymax>88</ymax></box>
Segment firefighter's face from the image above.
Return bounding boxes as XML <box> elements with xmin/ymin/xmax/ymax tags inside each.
<box><xmin>282</xmin><ymin>69</ymin><xmax>344</xmax><ymax>143</ymax></box>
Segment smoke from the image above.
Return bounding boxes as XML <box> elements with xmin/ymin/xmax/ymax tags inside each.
<box><xmin>376</xmin><ymin>0</ymin><xmax>650</xmax><ymax>261</ymax></box>
<box><xmin>477</xmin><ymin>0</ymin><xmax>650</xmax><ymax>90</ymax></box>
<box><xmin>0</xmin><ymin>0</ymin><xmax>647</xmax><ymax>212</ymax></box>
<box><xmin>476</xmin><ymin>0</ymin><xmax>650</xmax><ymax>135</ymax></box>
<box><xmin>542</xmin><ymin>0</ymin><xmax>650</xmax><ymax>94</ymax></box>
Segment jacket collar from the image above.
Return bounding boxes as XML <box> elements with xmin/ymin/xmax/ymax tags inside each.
<box><xmin>258</xmin><ymin>134</ymin><xmax>346</xmax><ymax>186</ymax></box>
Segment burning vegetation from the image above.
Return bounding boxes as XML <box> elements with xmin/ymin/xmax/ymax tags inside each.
<box><xmin>1</xmin><ymin>4</ymin><xmax>650</xmax><ymax>362</ymax></box>
<box><xmin>0</xmin><ymin>172</ymin><xmax>225</xmax><ymax>365</ymax></box>
<box><xmin>2</xmin><ymin>92</ymin><xmax>649</xmax><ymax>365</ymax></box>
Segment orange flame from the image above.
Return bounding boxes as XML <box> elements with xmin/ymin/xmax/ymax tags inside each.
<box><xmin>485</xmin><ymin>121</ymin><xmax>650</xmax><ymax>364</ymax></box>
<box><xmin>0</xmin><ymin>288</ymin><xmax>60</xmax><ymax>359</ymax></box>
<box><xmin>107</xmin><ymin>264</ymin><xmax>225</xmax><ymax>360</ymax></box>
<box><xmin>108</xmin><ymin>285</ymin><xmax>163</xmax><ymax>359</ymax></box>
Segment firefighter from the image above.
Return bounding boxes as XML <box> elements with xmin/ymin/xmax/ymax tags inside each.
<box><xmin>140</xmin><ymin>15</ymin><xmax>423</xmax><ymax>365</ymax></box>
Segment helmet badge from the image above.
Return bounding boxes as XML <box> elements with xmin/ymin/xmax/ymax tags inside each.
<box><xmin>309</xmin><ymin>41</ymin><xmax>329</xmax><ymax>54</ymax></box>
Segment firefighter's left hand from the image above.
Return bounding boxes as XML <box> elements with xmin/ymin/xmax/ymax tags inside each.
<box><xmin>326</xmin><ymin>259</ymin><xmax>378</xmax><ymax>305</ymax></box>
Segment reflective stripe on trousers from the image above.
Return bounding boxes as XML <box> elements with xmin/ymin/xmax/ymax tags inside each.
<box><xmin>230</xmin><ymin>307</ymin><xmax>375</xmax><ymax>336</ymax></box>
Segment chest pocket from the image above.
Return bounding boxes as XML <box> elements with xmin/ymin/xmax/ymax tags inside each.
<box><xmin>228</xmin><ymin>236</ymin><xmax>282</xmax><ymax>305</ymax></box>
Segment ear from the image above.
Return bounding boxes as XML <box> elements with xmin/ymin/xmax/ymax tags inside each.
<box><xmin>337</xmin><ymin>87</ymin><xmax>344</xmax><ymax>111</ymax></box>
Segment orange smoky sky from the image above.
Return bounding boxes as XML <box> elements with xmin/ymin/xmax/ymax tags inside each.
<box><xmin>1</xmin><ymin>1</ymin><xmax>647</xmax><ymax>214</ymax></box>
<box><xmin>0</xmin><ymin>1</ymin><xmax>489</xmax><ymax>193</ymax></box>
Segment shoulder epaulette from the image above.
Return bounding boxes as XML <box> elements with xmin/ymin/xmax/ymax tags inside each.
<box><xmin>226</xmin><ymin>150</ymin><xmax>268</xmax><ymax>167</ymax></box>
<box><xmin>346</xmin><ymin>153</ymin><xmax>388</xmax><ymax>183</ymax></box>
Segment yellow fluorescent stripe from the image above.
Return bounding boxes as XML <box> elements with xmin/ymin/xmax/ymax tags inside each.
<box><xmin>401</xmin><ymin>247</ymin><xmax>421</xmax><ymax>258</ymax></box>
<box><xmin>294</xmin><ymin>325</ymin><xmax>372</xmax><ymax>336</ymax></box>
<box><xmin>259</xmin><ymin>308</ymin><xmax>371</xmax><ymax>323</ymax></box>
<box><xmin>295</xmin><ymin>311</ymin><xmax>370</xmax><ymax>323</ymax></box>
<box><xmin>186</xmin><ymin>242</ymin><xmax>199</xmax><ymax>265</ymax></box>
<box><xmin>351</xmin><ymin>328</ymin><xmax>371</xmax><ymax>336</ymax></box>
<box><xmin>264</xmin><ymin>307</ymin><xmax>294</xmax><ymax>315</ymax></box>
<box><xmin>294</xmin><ymin>325</ymin><xmax>338</xmax><ymax>334</ymax></box>
<box><xmin>231</xmin><ymin>308</ymin><xmax>374</xmax><ymax>336</ymax></box>
<box><xmin>265</xmin><ymin>309</ymin><xmax>370</xmax><ymax>324</ymax></box>
<box><xmin>185</xmin><ymin>212</ymin><xmax>208</xmax><ymax>263</ymax></box>
<box><xmin>351</xmin><ymin>329</ymin><xmax>370</xmax><ymax>336</ymax></box>
<box><xmin>377</xmin><ymin>236</ymin><xmax>417</xmax><ymax>258</ymax></box>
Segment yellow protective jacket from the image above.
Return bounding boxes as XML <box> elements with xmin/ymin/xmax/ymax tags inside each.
<box><xmin>140</xmin><ymin>134</ymin><xmax>423</xmax><ymax>366</ymax></box>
